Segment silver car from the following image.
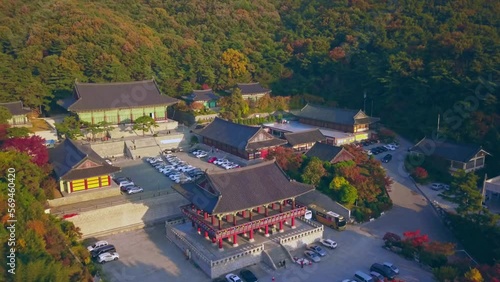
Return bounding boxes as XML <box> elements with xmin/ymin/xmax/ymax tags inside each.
<box><xmin>304</xmin><ymin>250</ymin><xmax>321</xmax><ymax>262</ymax></box>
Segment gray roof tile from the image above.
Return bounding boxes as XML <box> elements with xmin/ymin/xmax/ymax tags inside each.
<box><xmin>284</xmin><ymin>129</ymin><xmax>326</xmax><ymax>146</ymax></box>
<box><xmin>237</xmin><ymin>82</ymin><xmax>270</xmax><ymax>95</ymax></box>
<box><xmin>294</xmin><ymin>104</ymin><xmax>379</xmax><ymax>125</ymax></box>
<box><xmin>67</xmin><ymin>80</ymin><xmax>178</xmax><ymax>111</ymax></box>
<box><xmin>409</xmin><ymin>137</ymin><xmax>489</xmax><ymax>163</ymax></box>
<box><xmin>0</xmin><ymin>101</ymin><xmax>31</xmax><ymax>115</ymax></box>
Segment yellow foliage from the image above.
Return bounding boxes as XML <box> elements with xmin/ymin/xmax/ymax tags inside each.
<box><xmin>464</xmin><ymin>268</ymin><xmax>483</xmax><ymax>282</ymax></box>
<box><xmin>221</xmin><ymin>48</ymin><xmax>249</xmax><ymax>78</ymax></box>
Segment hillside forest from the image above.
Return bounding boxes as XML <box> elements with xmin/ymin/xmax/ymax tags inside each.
<box><xmin>0</xmin><ymin>0</ymin><xmax>499</xmax><ymax>281</ymax></box>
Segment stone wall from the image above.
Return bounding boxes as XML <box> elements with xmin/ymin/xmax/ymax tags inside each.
<box><xmin>47</xmin><ymin>186</ymin><xmax>121</xmax><ymax>208</ymax></box>
<box><xmin>90</xmin><ymin>141</ymin><xmax>126</xmax><ymax>158</ymax></box>
<box><xmin>279</xmin><ymin>219</ymin><xmax>324</xmax><ymax>250</ymax></box>
<box><xmin>65</xmin><ymin>193</ymin><xmax>189</xmax><ymax>238</ymax></box>
<box><xmin>210</xmin><ymin>245</ymin><xmax>264</xmax><ymax>278</ymax></box>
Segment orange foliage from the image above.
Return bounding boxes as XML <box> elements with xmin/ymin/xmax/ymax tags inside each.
<box><xmin>27</xmin><ymin>220</ymin><xmax>46</xmax><ymax>236</ymax></box>
<box><xmin>424</xmin><ymin>241</ymin><xmax>456</xmax><ymax>256</ymax></box>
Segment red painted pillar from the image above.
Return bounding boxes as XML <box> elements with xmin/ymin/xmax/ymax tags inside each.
<box><xmin>218</xmin><ymin>238</ymin><xmax>223</xmax><ymax>250</ymax></box>
<box><xmin>197</xmin><ymin>227</ymin><xmax>201</xmax><ymax>234</ymax></box>
<box><xmin>279</xmin><ymin>221</ymin><xmax>284</xmax><ymax>232</ymax></box>
<box><xmin>204</xmin><ymin>212</ymin><xmax>208</xmax><ymax>220</ymax></box>
<box><xmin>107</xmin><ymin>175</ymin><xmax>111</xmax><ymax>186</ymax></box>
<box><xmin>257</xmin><ymin>207</ymin><xmax>261</xmax><ymax>213</ymax></box>
<box><xmin>84</xmin><ymin>179</ymin><xmax>88</xmax><ymax>190</ymax></box>
<box><xmin>69</xmin><ymin>181</ymin><xmax>73</xmax><ymax>193</ymax></box>
<box><xmin>272</xmin><ymin>203</ymin><xmax>275</xmax><ymax>209</ymax></box>
<box><xmin>218</xmin><ymin>218</ymin><xmax>222</xmax><ymax>229</ymax></box>
<box><xmin>226</xmin><ymin>214</ymin><xmax>230</xmax><ymax>222</ymax></box>
<box><xmin>265</xmin><ymin>225</ymin><xmax>269</xmax><ymax>237</ymax></box>
<box><xmin>233</xmin><ymin>234</ymin><xmax>238</xmax><ymax>247</ymax></box>
<box><xmin>249</xmin><ymin>229</ymin><xmax>254</xmax><ymax>242</ymax></box>
<box><xmin>291</xmin><ymin>217</ymin><xmax>296</xmax><ymax>229</ymax></box>
<box><xmin>233</xmin><ymin>214</ymin><xmax>237</xmax><ymax>226</ymax></box>
<box><xmin>242</xmin><ymin>210</ymin><xmax>246</xmax><ymax>218</ymax></box>
<box><xmin>204</xmin><ymin>231</ymin><xmax>209</xmax><ymax>238</ymax></box>
<box><xmin>211</xmin><ymin>216</ymin><xmax>216</xmax><ymax>225</ymax></box>
<box><xmin>212</xmin><ymin>237</ymin><xmax>216</xmax><ymax>245</ymax></box>
<box><xmin>249</xmin><ymin>211</ymin><xmax>253</xmax><ymax>221</ymax></box>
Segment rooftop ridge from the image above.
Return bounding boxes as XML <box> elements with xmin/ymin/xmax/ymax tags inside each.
<box><xmin>284</xmin><ymin>128</ymin><xmax>321</xmax><ymax>135</ymax></box>
<box><xmin>75</xmin><ymin>79</ymin><xmax>155</xmax><ymax>86</ymax></box>
<box><xmin>302</xmin><ymin>103</ymin><xmax>361</xmax><ymax>113</ymax></box>
<box><xmin>206</xmin><ymin>159</ymin><xmax>276</xmax><ymax>176</ymax></box>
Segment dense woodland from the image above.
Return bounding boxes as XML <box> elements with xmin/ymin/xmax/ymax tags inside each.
<box><xmin>0</xmin><ymin>0</ymin><xmax>499</xmax><ymax>281</ymax></box>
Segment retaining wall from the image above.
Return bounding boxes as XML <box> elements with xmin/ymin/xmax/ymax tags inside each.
<box><xmin>66</xmin><ymin>193</ymin><xmax>189</xmax><ymax>238</ymax></box>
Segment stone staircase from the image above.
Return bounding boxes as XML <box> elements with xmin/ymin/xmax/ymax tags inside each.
<box><xmin>262</xmin><ymin>241</ymin><xmax>291</xmax><ymax>270</ymax></box>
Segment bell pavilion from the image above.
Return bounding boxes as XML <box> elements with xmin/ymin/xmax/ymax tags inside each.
<box><xmin>173</xmin><ymin>160</ymin><xmax>315</xmax><ymax>250</ymax></box>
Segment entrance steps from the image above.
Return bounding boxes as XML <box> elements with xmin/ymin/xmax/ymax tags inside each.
<box><xmin>262</xmin><ymin>241</ymin><xmax>292</xmax><ymax>270</ymax></box>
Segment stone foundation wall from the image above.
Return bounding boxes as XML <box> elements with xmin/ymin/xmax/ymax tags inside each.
<box><xmin>65</xmin><ymin>193</ymin><xmax>188</xmax><ymax>238</ymax></box>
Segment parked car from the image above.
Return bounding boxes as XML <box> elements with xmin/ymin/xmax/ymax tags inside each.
<box><xmin>320</xmin><ymin>239</ymin><xmax>337</xmax><ymax>249</ymax></box>
<box><xmin>87</xmin><ymin>240</ymin><xmax>108</xmax><ymax>252</ymax></box>
<box><xmin>127</xmin><ymin>186</ymin><xmax>144</xmax><ymax>195</ymax></box>
<box><xmin>239</xmin><ymin>269</ymin><xmax>258</xmax><ymax>282</ymax></box>
<box><xmin>307</xmin><ymin>245</ymin><xmax>327</xmax><ymax>256</ymax></box>
<box><xmin>382</xmin><ymin>154</ymin><xmax>392</xmax><ymax>163</ymax></box>
<box><xmin>431</xmin><ymin>183</ymin><xmax>444</xmax><ymax>191</ymax></box>
<box><xmin>208</xmin><ymin>157</ymin><xmax>217</xmax><ymax>163</ymax></box>
<box><xmin>370</xmin><ymin>271</ymin><xmax>385</xmax><ymax>282</ymax></box>
<box><xmin>104</xmin><ymin>159</ymin><xmax>113</xmax><ymax>165</ymax></box>
<box><xmin>118</xmin><ymin>180</ymin><xmax>135</xmax><ymax>187</ymax></box>
<box><xmin>196</xmin><ymin>152</ymin><xmax>208</xmax><ymax>158</ymax></box>
<box><xmin>91</xmin><ymin>244</ymin><xmax>116</xmax><ymax>258</ymax></box>
<box><xmin>383</xmin><ymin>262</ymin><xmax>399</xmax><ymax>274</ymax></box>
<box><xmin>370</xmin><ymin>263</ymin><xmax>396</xmax><ymax>279</ymax></box>
<box><xmin>214</xmin><ymin>159</ymin><xmax>228</xmax><ymax>165</ymax></box>
<box><xmin>225</xmin><ymin>273</ymin><xmax>242</xmax><ymax>282</ymax></box>
<box><xmin>97</xmin><ymin>252</ymin><xmax>119</xmax><ymax>264</ymax></box>
<box><xmin>113</xmin><ymin>176</ymin><xmax>131</xmax><ymax>185</ymax></box>
<box><xmin>304</xmin><ymin>250</ymin><xmax>321</xmax><ymax>262</ymax></box>
<box><xmin>120</xmin><ymin>183</ymin><xmax>135</xmax><ymax>192</ymax></box>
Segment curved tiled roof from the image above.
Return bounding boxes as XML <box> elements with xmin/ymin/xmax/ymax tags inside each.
<box><xmin>409</xmin><ymin>137</ymin><xmax>489</xmax><ymax>163</ymax></box>
<box><xmin>186</xmin><ymin>89</ymin><xmax>219</xmax><ymax>101</ymax></box>
<box><xmin>68</xmin><ymin>80</ymin><xmax>178</xmax><ymax>111</ymax></box>
<box><xmin>236</xmin><ymin>82</ymin><xmax>270</xmax><ymax>95</ymax></box>
<box><xmin>294</xmin><ymin>104</ymin><xmax>379</xmax><ymax>125</ymax></box>
<box><xmin>0</xmin><ymin>101</ymin><xmax>31</xmax><ymax>115</ymax></box>
<box><xmin>175</xmin><ymin>161</ymin><xmax>314</xmax><ymax>214</ymax></box>
<box><xmin>284</xmin><ymin>129</ymin><xmax>326</xmax><ymax>146</ymax></box>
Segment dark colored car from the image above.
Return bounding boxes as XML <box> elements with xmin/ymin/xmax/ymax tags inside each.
<box><xmin>382</xmin><ymin>154</ymin><xmax>392</xmax><ymax>163</ymax></box>
<box><xmin>113</xmin><ymin>176</ymin><xmax>131</xmax><ymax>185</ymax></box>
<box><xmin>239</xmin><ymin>269</ymin><xmax>258</xmax><ymax>282</ymax></box>
<box><xmin>370</xmin><ymin>263</ymin><xmax>396</xmax><ymax>279</ymax></box>
<box><xmin>91</xmin><ymin>244</ymin><xmax>116</xmax><ymax>258</ymax></box>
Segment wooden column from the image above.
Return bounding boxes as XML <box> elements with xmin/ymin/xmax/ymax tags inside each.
<box><xmin>204</xmin><ymin>212</ymin><xmax>208</xmax><ymax>220</ymax></box>
<box><xmin>218</xmin><ymin>238</ymin><xmax>223</xmax><ymax>251</ymax></box>
<box><xmin>265</xmin><ymin>207</ymin><xmax>269</xmax><ymax>217</ymax></box>
<box><xmin>249</xmin><ymin>211</ymin><xmax>253</xmax><ymax>221</ymax></box>
<box><xmin>265</xmin><ymin>225</ymin><xmax>269</xmax><ymax>237</ymax></box>
<box><xmin>249</xmin><ymin>229</ymin><xmax>255</xmax><ymax>242</ymax></box>
<box><xmin>291</xmin><ymin>217</ymin><xmax>296</xmax><ymax>229</ymax></box>
<box><xmin>232</xmin><ymin>234</ymin><xmax>238</xmax><ymax>247</ymax></box>
<box><xmin>233</xmin><ymin>214</ymin><xmax>237</xmax><ymax>226</ymax></box>
<box><xmin>211</xmin><ymin>216</ymin><xmax>216</xmax><ymax>225</ymax></box>
<box><xmin>279</xmin><ymin>221</ymin><xmax>284</xmax><ymax>232</ymax></box>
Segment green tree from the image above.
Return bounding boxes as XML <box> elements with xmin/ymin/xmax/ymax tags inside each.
<box><xmin>54</xmin><ymin>116</ymin><xmax>82</xmax><ymax>139</ymax></box>
<box><xmin>301</xmin><ymin>157</ymin><xmax>326</xmax><ymax>186</ymax></box>
<box><xmin>132</xmin><ymin>116</ymin><xmax>158</xmax><ymax>136</ymax></box>
<box><xmin>450</xmin><ymin>170</ymin><xmax>482</xmax><ymax>214</ymax></box>
<box><xmin>218</xmin><ymin>88</ymin><xmax>249</xmax><ymax>119</ymax></box>
<box><xmin>338</xmin><ymin>184</ymin><xmax>358</xmax><ymax>205</ymax></box>
<box><xmin>7</xmin><ymin>127</ymin><xmax>30</xmax><ymax>138</ymax></box>
<box><xmin>433</xmin><ymin>266</ymin><xmax>459</xmax><ymax>282</ymax></box>
<box><xmin>0</xmin><ymin>106</ymin><xmax>12</xmax><ymax>123</ymax></box>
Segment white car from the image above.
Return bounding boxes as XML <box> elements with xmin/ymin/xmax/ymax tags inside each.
<box><xmin>383</xmin><ymin>262</ymin><xmax>399</xmax><ymax>274</ymax></box>
<box><xmin>196</xmin><ymin>152</ymin><xmax>208</xmax><ymax>158</ymax></box>
<box><xmin>127</xmin><ymin>186</ymin><xmax>144</xmax><ymax>194</ymax></box>
<box><xmin>118</xmin><ymin>180</ymin><xmax>134</xmax><ymax>187</ymax></box>
<box><xmin>431</xmin><ymin>183</ymin><xmax>444</xmax><ymax>191</ymax></box>
<box><xmin>214</xmin><ymin>159</ymin><xmax>228</xmax><ymax>165</ymax></box>
<box><xmin>97</xmin><ymin>252</ymin><xmax>119</xmax><ymax>264</ymax></box>
<box><xmin>384</xmin><ymin>144</ymin><xmax>396</xmax><ymax>151</ymax></box>
<box><xmin>87</xmin><ymin>240</ymin><xmax>108</xmax><ymax>252</ymax></box>
<box><xmin>304</xmin><ymin>250</ymin><xmax>321</xmax><ymax>262</ymax></box>
<box><xmin>225</xmin><ymin>273</ymin><xmax>242</xmax><ymax>282</ymax></box>
<box><xmin>320</xmin><ymin>239</ymin><xmax>338</xmax><ymax>249</ymax></box>
<box><xmin>221</xmin><ymin>162</ymin><xmax>235</xmax><ymax>169</ymax></box>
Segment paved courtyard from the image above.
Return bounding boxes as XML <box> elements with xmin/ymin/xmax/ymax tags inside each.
<box><xmin>98</xmin><ymin>137</ymin><xmax>457</xmax><ymax>282</ymax></box>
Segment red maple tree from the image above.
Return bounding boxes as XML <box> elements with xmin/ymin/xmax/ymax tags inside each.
<box><xmin>403</xmin><ymin>230</ymin><xmax>429</xmax><ymax>248</ymax></box>
<box><xmin>2</xmin><ymin>135</ymin><xmax>49</xmax><ymax>166</ymax></box>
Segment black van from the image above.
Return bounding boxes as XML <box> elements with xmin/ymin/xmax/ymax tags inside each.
<box><xmin>91</xmin><ymin>244</ymin><xmax>116</xmax><ymax>258</ymax></box>
<box><xmin>370</xmin><ymin>263</ymin><xmax>396</xmax><ymax>279</ymax></box>
<box><xmin>382</xmin><ymin>154</ymin><xmax>392</xmax><ymax>163</ymax></box>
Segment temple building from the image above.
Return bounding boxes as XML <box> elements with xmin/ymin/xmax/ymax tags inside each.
<box><xmin>173</xmin><ymin>161</ymin><xmax>315</xmax><ymax>250</ymax></box>
<box><xmin>61</xmin><ymin>79</ymin><xmax>178</xmax><ymax>125</ymax></box>
<box><xmin>49</xmin><ymin>139</ymin><xmax>121</xmax><ymax>193</ymax></box>
<box><xmin>195</xmin><ymin>118</ymin><xmax>287</xmax><ymax>159</ymax></box>
<box><xmin>0</xmin><ymin>101</ymin><xmax>31</xmax><ymax>126</ymax></box>
<box><xmin>236</xmin><ymin>82</ymin><xmax>270</xmax><ymax>101</ymax></box>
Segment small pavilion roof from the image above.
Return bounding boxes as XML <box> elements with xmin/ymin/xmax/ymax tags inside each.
<box><xmin>0</xmin><ymin>101</ymin><xmax>31</xmax><ymax>115</ymax></box>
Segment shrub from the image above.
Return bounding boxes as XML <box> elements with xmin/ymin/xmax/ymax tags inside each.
<box><xmin>414</xmin><ymin>167</ymin><xmax>428</xmax><ymax>180</ymax></box>
<box><xmin>420</xmin><ymin>251</ymin><xmax>448</xmax><ymax>268</ymax></box>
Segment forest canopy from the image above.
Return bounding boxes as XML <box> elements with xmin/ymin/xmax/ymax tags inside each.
<box><xmin>0</xmin><ymin>0</ymin><xmax>498</xmax><ymax>168</ymax></box>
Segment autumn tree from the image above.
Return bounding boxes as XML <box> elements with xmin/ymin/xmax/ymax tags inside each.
<box><xmin>267</xmin><ymin>146</ymin><xmax>302</xmax><ymax>173</ymax></box>
<box><xmin>132</xmin><ymin>115</ymin><xmax>158</xmax><ymax>136</ymax></box>
<box><xmin>463</xmin><ymin>268</ymin><xmax>484</xmax><ymax>282</ymax></box>
<box><xmin>1</xmin><ymin>135</ymin><xmax>49</xmax><ymax>166</ymax></box>
<box><xmin>221</xmin><ymin>48</ymin><xmax>248</xmax><ymax>79</ymax></box>
<box><xmin>301</xmin><ymin>157</ymin><xmax>326</xmax><ymax>186</ymax></box>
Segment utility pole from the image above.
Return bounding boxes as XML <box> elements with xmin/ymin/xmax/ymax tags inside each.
<box><xmin>437</xmin><ymin>114</ymin><xmax>441</xmax><ymax>139</ymax></box>
<box><xmin>363</xmin><ymin>90</ymin><xmax>367</xmax><ymax>112</ymax></box>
